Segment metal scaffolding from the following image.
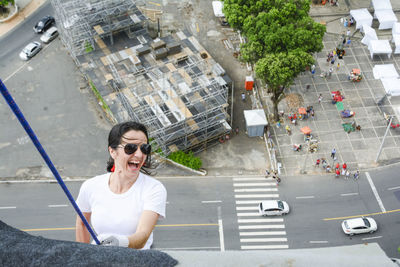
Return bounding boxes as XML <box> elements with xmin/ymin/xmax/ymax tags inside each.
<box><xmin>52</xmin><ymin>0</ymin><xmax>231</xmax><ymax>156</ymax></box>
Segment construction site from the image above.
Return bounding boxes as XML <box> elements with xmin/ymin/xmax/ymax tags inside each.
<box><xmin>51</xmin><ymin>0</ymin><xmax>232</xmax><ymax>156</ymax></box>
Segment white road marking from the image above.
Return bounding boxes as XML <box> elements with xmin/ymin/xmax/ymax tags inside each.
<box><xmin>233</xmin><ymin>183</ymin><xmax>276</xmax><ymax>187</ymax></box>
<box><xmin>234</xmin><ymin>188</ymin><xmax>277</xmax><ymax>192</ymax></box>
<box><xmin>309</xmin><ymin>241</ymin><xmax>329</xmax><ymax>244</ymax></box>
<box><xmin>236</xmin><ymin>206</ymin><xmax>259</xmax><ymax>211</ymax></box>
<box><xmin>217</xmin><ymin>206</ymin><xmax>225</xmax><ymax>252</ymax></box>
<box><xmin>239</xmin><ymin>225</ymin><xmax>285</xmax><ymax>230</ymax></box>
<box><xmin>296</xmin><ymin>196</ymin><xmax>315</xmax><ymax>199</ymax></box>
<box><xmin>240</xmin><ymin>238</ymin><xmax>287</xmax><ymax>242</ymax></box>
<box><xmin>154</xmin><ymin>246</ymin><xmax>220</xmax><ymax>250</ymax></box>
<box><xmin>0</xmin><ymin>206</ymin><xmax>17</xmax><ymax>209</ymax></box>
<box><xmin>388</xmin><ymin>186</ymin><xmax>400</xmax><ymax>191</ymax></box>
<box><xmin>48</xmin><ymin>204</ymin><xmax>68</xmax><ymax>208</ymax></box>
<box><xmin>4</xmin><ymin>63</ymin><xmax>28</xmax><ymax>82</ymax></box>
<box><xmin>366</xmin><ymin>172</ymin><xmax>386</xmax><ymax>212</ymax></box>
<box><xmin>238</xmin><ymin>218</ymin><xmax>283</xmax><ymax>223</ymax></box>
<box><xmin>241</xmin><ymin>245</ymin><xmax>289</xmax><ymax>249</ymax></box>
<box><xmin>235</xmin><ymin>194</ymin><xmax>279</xmax><ymax>198</ymax></box>
<box><xmin>233</xmin><ymin>178</ymin><xmax>266</xmax><ymax>181</ymax></box>
<box><xmin>239</xmin><ymin>231</ymin><xmax>286</xmax><ymax>236</ymax></box>
<box><xmin>201</xmin><ymin>200</ymin><xmax>222</xmax><ymax>203</ymax></box>
<box><xmin>362</xmin><ymin>236</ymin><xmax>382</xmax><ymax>241</ymax></box>
<box><xmin>237</xmin><ymin>212</ymin><xmax>262</xmax><ymax>217</ymax></box>
<box><xmin>340</xmin><ymin>193</ymin><xmax>359</xmax><ymax>196</ymax></box>
<box><xmin>236</xmin><ymin>200</ymin><xmax>278</xmax><ymax>204</ymax></box>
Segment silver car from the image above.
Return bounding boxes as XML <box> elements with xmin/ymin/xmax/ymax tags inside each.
<box><xmin>40</xmin><ymin>27</ymin><xmax>58</xmax><ymax>43</ymax></box>
<box><xmin>258</xmin><ymin>200</ymin><xmax>290</xmax><ymax>216</ymax></box>
<box><xmin>341</xmin><ymin>217</ymin><xmax>377</xmax><ymax>235</ymax></box>
<box><xmin>19</xmin><ymin>41</ymin><xmax>42</xmax><ymax>60</ymax></box>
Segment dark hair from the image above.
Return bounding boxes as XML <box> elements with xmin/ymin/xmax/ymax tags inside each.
<box><xmin>106</xmin><ymin>121</ymin><xmax>152</xmax><ymax>175</ymax></box>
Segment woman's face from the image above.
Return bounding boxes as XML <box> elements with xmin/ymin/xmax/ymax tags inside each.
<box><xmin>110</xmin><ymin>129</ymin><xmax>148</xmax><ymax>178</ymax></box>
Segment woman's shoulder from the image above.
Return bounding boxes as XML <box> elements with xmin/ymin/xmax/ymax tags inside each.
<box><xmin>139</xmin><ymin>173</ymin><xmax>165</xmax><ymax>189</ymax></box>
<box><xmin>81</xmin><ymin>173</ymin><xmax>109</xmax><ymax>188</ymax></box>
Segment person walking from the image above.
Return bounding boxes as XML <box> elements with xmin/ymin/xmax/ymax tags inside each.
<box><xmin>315</xmin><ymin>158</ymin><xmax>320</xmax><ymax>167</ymax></box>
<box><xmin>318</xmin><ymin>94</ymin><xmax>323</xmax><ymax>104</ymax></box>
<box><xmin>354</xmin><ymin>170</ymin><xmax>360</xmax><ymax>180</ymax></box>
<box><xmin>342</xmin><ymin>163</ymin><xmax>347</xmax><ymax>170</ymax></box>
<box><xmin>265</xmin><ymin>169</ymin><xmax>271</xmax><ymax>178</ymax></box>
<box><xmin>241</xmin><ymin>93</ymin><xmax>246</xmax><ymax>101</ymax></box>
<box><xmin>328</xmin><ymin>67</ymin><xmax>333</xmax><ymax>79</ymax></box>
<box><xmin>311</xmin><ymin>64</ymin><xmax>316</xmax><ymax>78</ymax></box>
<box><xmin>345</xmin><ymin>170</ymin><xmax>350</xmax><ymax>180</ymax></box>
<box><xmin>335</xmin><ymin>169</ymin><xmax>340</xmax><ymax>178</ymax></box>
<box><xmin>331</xmin><ymin>148</ymin><xmax>336</xmax><ymax>159</ymax></box>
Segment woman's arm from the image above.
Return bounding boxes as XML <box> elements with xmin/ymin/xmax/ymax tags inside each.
<box><xmin>127</xmin><ymin>210</ymin><xmax>159</xmax><ymax>249</ymax></box>
<box><xmin>75</xmin><ymin>212</ymin><xmax>92</xmax><ymax>243</ymax></box>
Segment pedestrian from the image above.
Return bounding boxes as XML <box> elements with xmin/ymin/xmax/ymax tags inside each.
<box><xmin>241</xmin><ymin>93</ymin><xmax>246</xmax><ymax>101</ymax></box>
<box><xmin>344</xmin><ymin>19</ymin><xmax>348</xmax><ymax>27</ymax></box>
<box><xmin>318</xmin><ymin>94</ymin><xmax>323</xmax><ymax>104</ymax></box>
<box><xmin>331</xmin><ymin>148</ymin><xmax>336</xmax><ymax>159</ymax></box>
<box><xmin>342</xmin><ymin>162</ymin><xmax>347</xmax><ymax>170</ymax></box>
<box><xmin>75</xmin><ymin>121</ymin><xmax>167</xmax><ymax>249</ymax></box>
<box><xmin>346</xmin><ymin>29</ymin><xmax>351</xmax><ymax>38</ymax></box>
<box><xmin>315</xmin><ymin>158</ymin><xmax>320</xmax><ymax>167</ymax></box>
<box><xmin>310</xmin><ymin>110</ymin><xmax>315</xmax><ymax>119</ymax></box>
<box><xmin>328</xmin><ymin>67</ymin><xmax>333</xmax><ymax>78</ymax></box>
<box><xmin>347</xmin><ymin>38</ymin><xmax>351</xmax><ymax>47</ymax></box>
<box><xmin>337</xmin><ymin>62</ymin><xmax>340</xmax><ymax>70</ymax></box>
<box><xmin>276</xmin><ymin>121</ymin><xmax>281</xmax><ymax>128</ymax></box>
<box><xmin>335</xmin><ymin>169</ymin><xmax>340</xmax><ymax>178</ymax></box>
<box><xmin>311</xmin><ymin>64</ymin><xmax>316</xmax><ymax>78</ymax></box>
<box><xmin>321</xmin><ymin>158</ymin><xmax>327</xmax><ymax>169</ymax></box>
<box><xmin>326</xmin><ymin>165</ymin><xmax>331</xmax><ymax>173</ymax></box>
<box><xmin>265</xmin><ymin>169</ymin><xmax>271</xmax><ymax>177</ymax></box>
<box><xmin>354</xmin><ymin>170</ymin><xmax>360</xmax><ymax>180</ymax></box>
<box><xmin>335</xmin><ymin>162</ymin><xmax>340</xmax><ymax>171</ymax></box>
<box><xmin>345</xmin><ymin>170</ymin><xmax>350</xmax><ymax>180</ymax></box>
<box><xmin>235</xmin><ymin>127</ymin><xmax>239</xmax><ymax>135</ymax></box>
<box><xmin>341</xmin><ymin>167</ymin><xmax>346</xmax><ymax>176</ymax></box>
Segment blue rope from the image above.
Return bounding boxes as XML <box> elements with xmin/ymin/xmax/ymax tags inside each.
<box><xmin>0</xmin><ymin>79</ymin><xmax>100</xmax><ymax>245</ymax></box>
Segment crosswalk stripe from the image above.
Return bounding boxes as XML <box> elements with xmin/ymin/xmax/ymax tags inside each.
<box><xmin>238</xmin><ymin>218</ymin><xmax>283</xmax><ymax>223</ymax></box>
<box><xmin>233</xmin><ymin>183</ymin><xmax>276</xmax><ymax>187</ymax></box>
<box><xmin>240</xmin><ymin>238</ymin><xmax>288</xmax><ymax>242</ymax></box>
<box><xmin>239</xmin><ymin>225</ymin><xmax>285</xmax><ymax>230</ymax></box>
<box><xmin>239</xmin><ymin>231</ymin><xmax>286</xmax><ymax>236</ymax></box>
<box><xmin>233</xmin><ymin>178</ymin><xmax>266</xmax><ymax>181</ymax></box>
<box><xmin>234</xmin><ymin>188</ymin><xmax>277</xmax><ymax>192</ymax></box>
<box><xmin>241</xmin><ymin>245</ymin><xmax>289</xmax><ymax>250</ymax></box>
<box><xmin>236</xmin><ymin>200</ymin><xmax>277</xmax><ymax>204</ymax></box>
<box><xmin>235</xmin><ymin>194</ymin><xmax>278</xmax><ymax>198</ymax></box>
<box><xmin>236</xmin><ymin>206</ymin><xmax>258</xmax><ymax>211</ymax></box>
<box><xmin>237</xmin><ymin>212</ymin><xmax>261</xmax><ymax>216</ymax></box>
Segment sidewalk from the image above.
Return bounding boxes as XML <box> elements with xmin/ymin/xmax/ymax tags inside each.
<box><xmin>0</xmin><ymin>0</ymin><xmax>47</xmax><ymax>39</ymax></box>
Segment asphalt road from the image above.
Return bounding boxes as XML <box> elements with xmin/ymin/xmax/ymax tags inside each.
<box><xmin>0</xmin><ymin>2</ymin><xmax>110</xmax><ymax>179</ymax></box>
<box><xmin>0</xmin><ymin>171</ymin><xmax>399</xmax><ymax>256</ymax></box>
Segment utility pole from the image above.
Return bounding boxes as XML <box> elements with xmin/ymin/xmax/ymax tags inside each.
<box><xmin>375</xmin><ymin>115</ymin><xmax>393</xmax><ymax>163</ymax></box>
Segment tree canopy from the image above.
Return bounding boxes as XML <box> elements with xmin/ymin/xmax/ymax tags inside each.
<box><xmin>223</xmin><ymin>0</ymin><xmax>325</xmax><ymax>119</ymax></box>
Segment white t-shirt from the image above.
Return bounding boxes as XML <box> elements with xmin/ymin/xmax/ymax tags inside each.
<box><xmin>76</xmin><ymin>172</ymin><xmax>167</xmax><ymax>249</ymax></box>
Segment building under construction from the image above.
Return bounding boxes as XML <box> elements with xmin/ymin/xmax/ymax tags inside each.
<box><xmin>51</xmin><ymin>0</ymin><xmax>232</xmax><ymax>156</ymax></box>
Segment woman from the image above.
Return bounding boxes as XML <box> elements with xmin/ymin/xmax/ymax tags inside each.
<box><xmin>75</xmin><ymin>121</ymin><xmax>167</xmax><ymax>249</ymax></box>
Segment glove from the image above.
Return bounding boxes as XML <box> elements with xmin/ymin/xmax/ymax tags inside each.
<box><xmin>94</xmin><ymin>234</ymin><xmax>129</xmax><ymax>247</ymax></box>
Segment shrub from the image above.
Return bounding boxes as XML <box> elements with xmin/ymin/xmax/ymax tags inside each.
<box><xmin>168</xmin><ymin>150</ymin><xmax>202</xmax><ymax>170</ymax></box>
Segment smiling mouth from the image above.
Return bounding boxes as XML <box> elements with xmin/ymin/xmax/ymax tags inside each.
<box><xmin>128</xmin><ymin>161</ymin><xmax>140</xmax><ymax>170</ymax></box>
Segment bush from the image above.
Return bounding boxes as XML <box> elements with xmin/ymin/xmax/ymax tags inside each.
<box><xmin>167</xmin><ymin>150</ymin><xmax>202</xmax><ymax>170</ymax></box>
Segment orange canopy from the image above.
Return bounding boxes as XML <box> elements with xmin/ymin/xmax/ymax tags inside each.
<box><xmin>300</xmin><ymin>126</ymin><xmax>312</xmax><ymax>135</ymax></box>
<box><xmin>298</xmin><ymin>107</ymin><xmax>307</xmax><ymax>114</ymax></box>
<box><xmin>352</xmin><ymin>68</ymin><xmax>360</xmax><ymax>74</ymax></box>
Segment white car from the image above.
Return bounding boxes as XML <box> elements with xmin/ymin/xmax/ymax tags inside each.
<box><xmin>40</xmin><ymin>27</ymin><xmax>58</xmax><ymax>43</ymax></box>
<box><xmin>19</xmin><ymin>41</ymin><xmax>42</xmax><ymax>60</ymax></box>
<box><xmin>341</xmin><ymin>217</ymin><xmax>377</xmax><ymax>235</ymax></box>
<box><xmin>258</xmin><ymin>200</ymin><xmax>290</xmax><ymax>216</ymax></box>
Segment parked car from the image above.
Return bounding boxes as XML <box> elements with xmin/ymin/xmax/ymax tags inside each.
<box><xmin>19</xmin><ymin>41</ymin><xmax>42</xmax><ymax>60</ymax></box>
<box><xmin>33</xmin><ymin>16</ymin><xmax>55</xmax><ymax>33</ymax></box>
<box><xmin>40</xmin><ymin>27</ymin><xmax>58</xmax><ymax>43</ymax></box>
<box><xmin>258</xmin><ymin>200</ymin><xmax>290</xmax><ymax>216</ymax></box>
<box><xmin>341</xmin><ymin>217</ymin><xmax>377</xmax><ymax>235</ymax></box>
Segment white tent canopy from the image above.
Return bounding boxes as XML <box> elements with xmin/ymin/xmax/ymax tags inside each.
<box><xmin>361</xmin><ymin>25</ymin><xmax>378</xmax><ymax>46</ymax></box>
<box><xmin>244</xmin><ymin>109</ymin><xmax>268</xmax><ymax>137</ymax></box>
<box><xmin>368</xmin><ymin>40</ymin><xmax>392</xmax><ymax>59</ymax></box>
<box><xmin>393</xmin><ymin>35</ymin><xmax>400</xmax><ymax>54</ymax></box>
<box><xmin>350</xmin><ymin>8</ymin><xmax>373</xmax><ymax>30</ymax></box>
<box><xmin>373</xmin><ymin>64</ymin><xmax>399</xmax><ymax>79</ymax></box>
<box><xmin>381</xmin><ymin>78</ymin><xmax>400</xmax><ymax>96</ymax></box>
<box><xmin>371</xmin><ymin>0</ymin><xmax>393</xmax><ymax>12</ymax></box>
<box><xmin>393</xmin><ymin>23</ymin><xmax>400</xmax><ymax>36</ymax></box>
<box><xmin>212</xmin><ymin>1</ymin><xmax>224</xmax><ymax>18</ymax></box>
<box><xmin>375</xmin><ymin>9</ymin><xmax>398</xmax><ymax>30</ymax></box>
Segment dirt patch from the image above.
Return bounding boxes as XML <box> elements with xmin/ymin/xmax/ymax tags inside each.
<box><xmin>284</xmin><ymin>93</ymin><xmax>304</xmax><ymax>113</ymax></box>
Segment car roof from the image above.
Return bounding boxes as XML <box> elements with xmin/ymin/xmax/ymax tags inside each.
<box><xmin>46</xmin><ymin>27</ymin><xmax>58</xmax><ymax>33</ymax></box>
<box><xmin>345</xmin><ymin>217</ymin><xmax>368</xmax><ymax>227</ymax></box>
<box><xmin>260</xmin><ymin>200</ymin><xmax>280</xmax><ymax>209</ymax></box>
<box><xmin>25</xmin><ymin>42</ymin><xmax>38</xmax><ymax>49</ymax></box>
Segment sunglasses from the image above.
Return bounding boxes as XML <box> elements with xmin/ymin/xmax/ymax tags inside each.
<box><xmin>118</xmin><ymin>143</ymin><xmax>151</xmax><ymax>155</ymax></box>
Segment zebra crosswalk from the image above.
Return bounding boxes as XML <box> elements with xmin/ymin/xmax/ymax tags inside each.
<box><xmin>233</xmin><ymin>177</ymin><xmax>289</xmax><ymax>250</ymax></box>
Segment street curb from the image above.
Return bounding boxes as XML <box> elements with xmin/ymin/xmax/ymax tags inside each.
<box><xmin>0</xmin><ymin>4</ymin><xmax>18</xmax><ymax>23</ymax></box>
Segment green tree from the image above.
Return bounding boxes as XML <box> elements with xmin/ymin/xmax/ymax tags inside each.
<box><xmin>255</xmin><ymin>50</ymin><xmax>314</xmax><ymax>119</ymax></box>
<box><xmin>0</xmin><ymin>0</ymin><xmax>14</xmax><ymax>15</ymax></box>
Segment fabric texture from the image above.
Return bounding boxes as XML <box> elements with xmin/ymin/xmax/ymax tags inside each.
<box><xmin>0</xmin><ymin>220</ymin><xmax>177</xmax><ymax>267</ymax></box>
<box><xmin>76</xmin><ymin>172</ymin><xmax>167</xmax><ymax>249</ymax></box>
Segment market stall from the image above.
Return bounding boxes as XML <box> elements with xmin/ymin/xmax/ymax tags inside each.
<box><xmin>372</xmin><ymin>64</ymin><xmax>399</xmax><ymax>79</ymax></box>
<box><xmin>394</xmin><ymin>35</ymin><xmax>400</xmax><ymax>54</ymax></box>
<box><xmin>375</xmin><ymin>9</ymin><xmax>398</xmax><ymax>30</ymax></box>
<box><xmin>368</xmin><ymin>40</ymin><xmax>392</xmax><ymax>59</ymax></box>
<box><xmin>371</xmin><ymin>0</ymin><xmax>393</xmax><ymax>15</ymax></box>
<box><xmin>381</xmin><ymin>78</ymin><xmax>400</xmax><ymax>96</ymax></box>
<box><xmin>349</xmin><ymin>8</ymin><xmax>373</xmax><ymax>31</ymax></box>
<box><xmin>393</xmin><ymin>22</ymin><xmax>400</xmax><ymax>38</ymax></box>
<box><xmin>361</xmin><ymin>25</ymin><xmax>378</xmax><ymax>46</ymax></box>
